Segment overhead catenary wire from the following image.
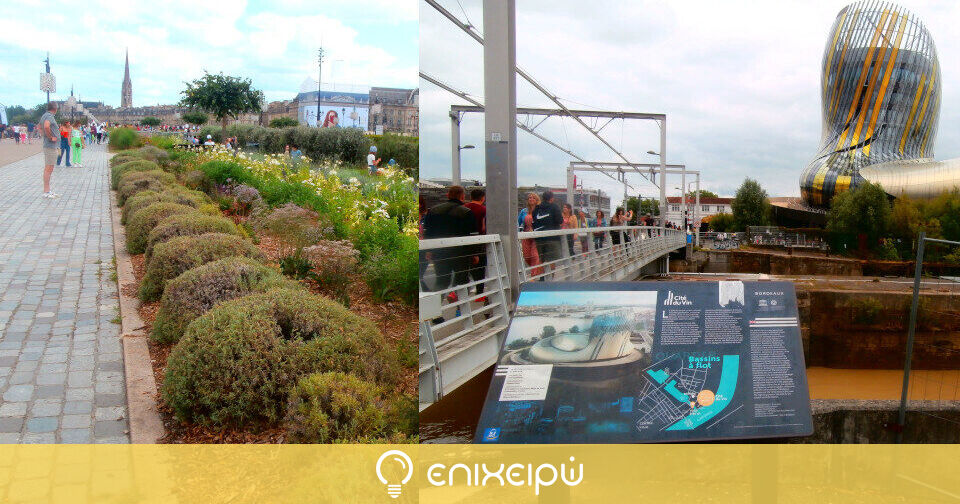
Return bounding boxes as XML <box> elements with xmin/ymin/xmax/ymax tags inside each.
<box><xmin>419</xmin><ymin>70</ymin><xmax>637</xmax><ymax>191</ymax></box>
<box><xmin>423</xmin><ymin>0</ymin><xmax>659</xmax><ymax>186</ymax></box>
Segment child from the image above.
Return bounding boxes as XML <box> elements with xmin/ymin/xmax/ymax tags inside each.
<box><xmin>71</xmin><ymin>125</ymin><xmax>85</xmax><ymax>167</ymax></box>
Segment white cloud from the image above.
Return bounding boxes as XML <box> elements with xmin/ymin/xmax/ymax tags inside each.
<box><xmin>0</xmin><ymin>0</ymin><xmax>416</xmax><ymax>109</ymax></box>
<box><xmin>421</xmin><ymin>0</ymin><xmax>960</xmax><ymax>205</ymax></box>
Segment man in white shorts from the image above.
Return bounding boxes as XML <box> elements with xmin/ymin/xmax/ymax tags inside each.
<box><xmin>39</xmin><ymin>102</ymin><xmax>61</xmax><ymax>199</ymax></box>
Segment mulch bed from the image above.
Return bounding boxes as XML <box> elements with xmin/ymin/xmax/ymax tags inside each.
<box><xmin>120</xmin><ymin>227</ymin><xmax>417</xmax><ymax>444</ymax></box>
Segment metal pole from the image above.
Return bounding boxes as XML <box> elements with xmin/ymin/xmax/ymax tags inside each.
<box><xmin>451</xmin><ymin>111</ymin><xmax>461</xmax><ymax>185</ymax></box>
<box><xmin>566</xmin><ymin>164</ymin><xmax>575</xmax><ymax>213</ymax></box>
<box><xmin>897</xmin><ymin>231</ymin><xmax>925</xmax><ymax>443</ymax></box>
<box><xmin>483</xmin><ymin>0</ymin><xmax>519</xmax><ymax>300</ymax></box>
<box><xmin>695</xmin><ymin>176</ymin><xmax>701</xmax><ymax>246</ymax></box>
<box><xmin>681</xmin><ymin>166</ymin><xmax>687</xmax><ymax>231</ymax></box>
<box><xmin>316</xmin><ymin>48</ymin><xmax>324</xmax><ymax>128</ymax></box>
<box><xmin>659</xmin><ymin>119</ymin><xmax>666</xmax><ymax>231</ymax></box>
<box><xmin>45</xmin><ymin>53</ymin><xmax>51</xmax><ymax>104</ymax></box>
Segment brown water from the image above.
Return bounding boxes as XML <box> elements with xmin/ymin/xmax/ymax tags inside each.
<box><xmin>419</xmin><ymin>367</ymin><xmax>493</xmax><ymax>444</ymax></box>
<box><xmin>419</xmin><ymin>366</ymin><xmax>960</xmax><ymax>443</ymax></box>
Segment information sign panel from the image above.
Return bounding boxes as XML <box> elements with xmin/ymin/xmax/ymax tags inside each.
<box><xmin>474</xmin><ymin>281</ymin><xmax>813</xmax><ymax>443</ymax></box>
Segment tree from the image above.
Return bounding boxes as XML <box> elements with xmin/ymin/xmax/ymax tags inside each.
<box><xmin>826</xmin><ymin>181</ymin><xmax>890</xmax><ymax>252</ymax></box>
<box><xmin>690</xmin><ymin>189</ymin><xmax>719</xmax><ymax>199</ymax></box>
<box><xmin>541</xmin><ymin>326</ymin><xmax>556</xmax><ymax>338</ymax></box>
<box><xmin>731</xmin><ymin>178</ymin><xmax>771</xmax><ymax>231</ymax></box>
<box><xmin>625</xmin><ymin>197</ymin><xmax>641</xmax><ymax>224</ymax></box>
<box><xmin>182</xmin><ymin>111</ymin><xmax>208</xmax><ymax>126</ymax></box>
<box><xmin>140</xmin><ymin>116</ymin><xmax>161</xmax><ymax>127</ymax></box>
<box><xmin>708</xmin><ymin>212</ymin><xmax>735</xmax><ymax>232</ymax></box>
<box><xmin>639</xmin><ymin>198</ymin><xmax>660</xmax><ymax>216</ymax></box>
<box><xmin>269</xmin><ymin>116</ymin><xmax>298</xmax><ymax>128</ymax></box>
<box><xmin>179</xmin><ymin>72</ymin><xmax>264</xmax><ymax>138</ymax></box>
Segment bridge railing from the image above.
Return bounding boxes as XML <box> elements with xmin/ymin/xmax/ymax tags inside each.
<box><xmin>418</xmin><ymin>234</ymin><xmax>512</xmax><ymax>406</ymax></box>
<box><xmin>417</xmin><ymin>226</ymin><xmax>687</xmax><ymax>407</ymax></box>
<box><xmin>517</xmin><ymin>225</ymin><xmax>687</xmax><ymax>282</ymax></box>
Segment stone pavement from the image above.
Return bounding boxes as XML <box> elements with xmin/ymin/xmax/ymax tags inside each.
<box><xmin>0</xmin><ymin>142</ymin><xmax>129</xmax><ymax>443</ymax></box>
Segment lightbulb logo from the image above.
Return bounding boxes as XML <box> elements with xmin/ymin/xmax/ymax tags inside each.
<box><xmin>375</xmin><ymin>449</ymin><xmax>413</xmax><ymax>499</ymax></box>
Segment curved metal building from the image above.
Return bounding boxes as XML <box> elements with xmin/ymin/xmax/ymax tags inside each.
<box><xmin>801</xmin><ymin>1</ymin><xmax>944</xmax><ymax>206</ymax></box>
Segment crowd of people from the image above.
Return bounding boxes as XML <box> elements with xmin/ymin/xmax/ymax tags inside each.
<box><xmin>419</xmin><ymin>185</ymin><xmax>675</xmax><ymax>300</ymax></box>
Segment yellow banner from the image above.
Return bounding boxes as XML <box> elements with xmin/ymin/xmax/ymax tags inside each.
<box><xmin>1</xmin><ymin>445</ymin><xmax>960</xmax><ymax>503</ymax></box>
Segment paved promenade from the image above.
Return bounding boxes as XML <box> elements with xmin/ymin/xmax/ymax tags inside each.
<box><xmin>0</xmin><ymin>142</ymin><xmax>129</xmax><ymax>443</ymax></box>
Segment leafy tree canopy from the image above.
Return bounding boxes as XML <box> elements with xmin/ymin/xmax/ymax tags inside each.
<box><xmin>731</xmin><ymin>178</ymin><xmax>770</xmax><ymax>231</ymax></box>
<box><xmin>181</xmin><ymin>111</ymin><xmax>208</xmax><ymax>126</ymax></box>
<box><xmin>690</xmin><ymin>189</ymin><xmax>719</xmax><ymax>199</ymax></box>
<box><xmin>140</xmin><ymin>116</ymin><xmax>161</xmax><ymax>127</ymax></box>
<box><xmin>179</xmin><ymin>72</ymin><xmax>264</xmax><ymax>135</ymax></box>
<box><xmin>826</xmin><ymin>181</ymin><xmax>890</xmax><ymax>248</ymax></box>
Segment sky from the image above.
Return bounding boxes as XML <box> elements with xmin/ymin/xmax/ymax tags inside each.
<box><xmin>0</xmin><ymin>0</ymin><xmax>417</xmax><ymax>109</ymax></box>
<box><xmin>419</xmin><ymin>0</ymin><xmax>960</xmax><ymax>204</ymax></box>
<box><xmin>518</xmin><ymin>290</ymin><xmax>657</xmax><ymax>308</ymax></box>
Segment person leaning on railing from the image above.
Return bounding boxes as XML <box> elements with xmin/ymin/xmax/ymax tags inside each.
<box><xmin>576</xmin><ymin>209</ymin><xmax>590</xmax><ymax>252</ymax></box>
<box><xmin>590</xmin><ymin>210</ymin><xmax>607</xmax><ymax>250</ymax></box>
<box><xmin>518</xmin><ymin>193</ymin><xmax>544</xmax><ymax>278</ymax></box>
<box><xmin>532</xmin><ymin>191</ymin><xmax>564</xmax><ymax>277</ymax></box>
<box><xmin>422</xmin><ymin>185</ymin><xmax>477</xmax><ymax>298</ymax></box>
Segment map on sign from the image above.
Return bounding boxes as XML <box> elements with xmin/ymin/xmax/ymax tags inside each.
<box><xmin>473</xmin><ymin>281</ymin><xmax>813</xmax><ymax>443</ymax></box>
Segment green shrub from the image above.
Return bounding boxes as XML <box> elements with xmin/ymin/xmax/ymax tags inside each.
<box><xmin>161</xmin><ymin>288</ymin><xmax>396</xmax><ymax>426</ymax></box>
<box><xmin>109</xmin><ymin>152</ymin><xmax>141</xmax><ymax>168</ymax></box>
<box><xmin>145</xmin><ymin>213</ymin><xmax>240</xmax><ymax>260</ymax></box>
<box><xmin>108</xmin><ymin>127</ymin><xmax>142</xmax><ymax>151</ymax></box>
<box><xmin>152</xmin><ymin>257</ymin><xmax>297</xmax><ymax>344</ymax></box>
<box><xmin>269</xmin><ymin>117</ymin><xmax>298</xmax><ymax>128</ymax></box>
<box><xmin>126</xmin><ymin>202</ymin><xmax>198</xmax><ymax>255</ymax></box>
<box><xmin>121</xmin><ymin>188</ymin><xmax>209</xmax><ymax>224</ymax></box>
<box><xmin>285</xmin><ymin>372</ymin><xmax>386</xmax><ymax>443</ymax></box>
<box><xmin>147</xmin><ymin>135</ymin><xmax>180</xmax><ymax>151</ymax></box>
<box><xmin>139</xmin><ymin>233</ymin><xmax>265</xmax><ymax>301</ymax></box>
<box><xmin>252</xmin><ymin>203</ymin><xmax>327</xmax><ymax>256</ymax></box>
<box><xmin>361</xmin><ymin>234</ymin><xmax>418</xmax><ymax>305</ymax></box>
<box><xmin>367</xmin><ymin>133</ymin><xmax>418</xmax><ymax>175</ymax></box>
<box><xmin>199</xmin><ymin>160</ymin><xmax>248</xmax><ymax>185</ymax></box>
<box><xmin>352</xmin><ymin>217</ymin><xmax>404</xmax><ymax>262</ymax></box>
<box><xmin>136</xmin><ymin>145</ymin><xmax>169</xmax><ymax>163</ymax></box>
<box><xmin>117</xmin><ymin>170</ymin><xmax>176</xmax><ymax>206</ymax></box>
<box><xmin>303</xmin><ymin>240</ymin><xmax>358</xmax><ymax>306</ymax></box>
<box><xmin>168</xmin><ymin>149</ymin><xmax>198</xmax><ymax>164</ymax></box>
<box><xmin>111</xmin><ymin>159</ymin><xmax>159</xmax><ymax>190</ymax></box>
<box><xmin>183</xmin><ymin>170</ymin><xmax>213</xmax><ymax>194</ymax></box>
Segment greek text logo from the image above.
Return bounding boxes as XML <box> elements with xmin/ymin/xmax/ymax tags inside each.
<box><xmin>427</xmin><ymin>457</ymin><xmax>584</xmax><ymax>496</ymax></box>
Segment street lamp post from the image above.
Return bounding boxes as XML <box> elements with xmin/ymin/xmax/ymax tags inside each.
<box><xmin>452</xmin><ymin>143</ymin><xmax>475</xmax><ymax>186</ymax></box>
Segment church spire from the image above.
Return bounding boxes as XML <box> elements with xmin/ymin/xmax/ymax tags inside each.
<box><xmin>121</xmin><ymin>48</ymin><xmax>133</xmax><ymax>108</ymax></box>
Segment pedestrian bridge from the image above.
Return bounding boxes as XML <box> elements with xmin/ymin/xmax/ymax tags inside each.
<box><xmin>418</xmin><ymin>226</ymin><xmax>687</xmax><ymax>410</ymax></box>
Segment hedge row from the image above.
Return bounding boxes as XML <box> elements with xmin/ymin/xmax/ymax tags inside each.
<box><xmin>196</xmin><ymin>124</ymin><xmax>418</xmax><ymax>173</ymax></box>
<box><xmin>111</xmin><ymin>143</ymin><xmax>415</xmax><ymax>442</ymax></box>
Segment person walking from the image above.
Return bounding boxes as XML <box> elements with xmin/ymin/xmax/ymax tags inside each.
<box><xmin>518</xmin><ymin>192</ymin><xmax>544</xmax><ymax>278</ymax></box>
<box><xmin>39</xmin><ymin>102</ymin><xmax>61</xmax><ymax>198</ymax></box>
<box><xmin>71</xmin><ymin>124</ymin><xmax>85</xmax><ymax>167</ymax></box>
<box><xmin>422</xmin><ymin>185</ymin><xmax>477</xmax><ymax>298</ymax></box>
<box><xmin>532</xmin><ymin>190</ymin><xmax>564</xmax><ymax>278</ymax></box>
<box><xmin>57</xmin><ymin>121</ymin><xmax>72</xmax><ymax>166</ymax></box>
<box><xmin>463</xmin><ymin>188</ymin><xmax>487</xmax><ymax>299</ymax></box>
